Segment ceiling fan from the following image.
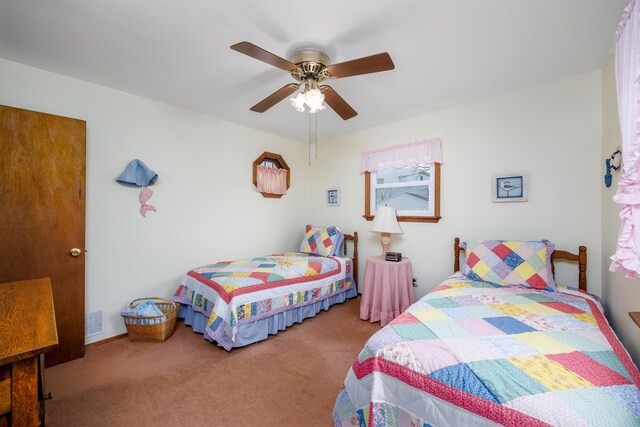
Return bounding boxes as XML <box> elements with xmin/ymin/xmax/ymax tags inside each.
<box><xmin>230</xmin><ymin>41</ymin><xmax>395</xmax><ymax>120</ymax></box>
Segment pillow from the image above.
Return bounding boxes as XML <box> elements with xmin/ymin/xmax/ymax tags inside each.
<box><xmin>299</xmin><ymin>225</ymin><xmax>341</xmax><ymax>257</ymax></box>
<box><xmin>461</xmin><ymin>240</ymin><xmax>556</xmax><ymax>290</ymax></box>
<box><xmin>332</xmin><ymin>227</ymin><xmax>345</xmax><ymax>256</ymax></box>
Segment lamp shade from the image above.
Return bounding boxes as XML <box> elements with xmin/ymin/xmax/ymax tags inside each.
<box><xmin>370</xmin><ymin>206</ymin><xmax>403</xmax><ymax>234</ymax></box>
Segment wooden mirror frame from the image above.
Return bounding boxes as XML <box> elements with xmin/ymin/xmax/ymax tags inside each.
<box><xmin>252</xmin><ymin>152</ymin><xmax>290</xmax><ymax>199</ymax></box>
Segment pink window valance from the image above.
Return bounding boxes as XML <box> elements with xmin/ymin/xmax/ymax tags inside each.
<box><xmin>256</xmin><ymin>165</ymin><xmax>287</xmax><ymax>195</ymax></box>
<box><xmin>610</xmin><ymin>0</ymin><xmax>640</xmax><ymax>278</ymax></box>
<box><xmin>360</xmin><ymin>138</ymin><xmax>443</xmax><ymax>174</ymax></box>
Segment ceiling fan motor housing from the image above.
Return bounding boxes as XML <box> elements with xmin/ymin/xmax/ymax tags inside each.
<box><xmin>290</xmin><ymin>49</ymin><xmax>330</xmax><ymax>67</ymax></box>
<box><xmin>290</xmin><ymin>49</ymin><xmax>331</xmax><ymax>81</ymax></box>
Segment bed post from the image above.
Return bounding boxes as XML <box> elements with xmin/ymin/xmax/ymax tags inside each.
<box><xmin>579</xmin><ymin>245</ymin><xmax>587</xmax><ymax>292</ymax></box>
<box><xmin>353</xmin><ymin>232</ymin><xmax>359</xmax><ymax>285</ymax></box>
<box><xmin>454</xmin><ymin>237</ymin><xmax>460</xmax><ymax>273</ymax></box>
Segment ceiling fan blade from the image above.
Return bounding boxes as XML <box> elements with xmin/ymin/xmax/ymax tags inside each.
<box><xmin>230</xmin><ymin>41</ymin><xmax>299</xmax><ymax>72</ymax></box>
<box><xmin>250</xmin><ymin>83</ymin><xmax>300</xmax><ymax>113</ymax></box>
<box><xmin>325</xmin><ymin>52</ymin><xmax>395</xmax><ymax>79</ymax></box>
<box><xmin>320</xmin><ymin>86</ymin><xmax>357</xmax><ymax>120</ymax></box>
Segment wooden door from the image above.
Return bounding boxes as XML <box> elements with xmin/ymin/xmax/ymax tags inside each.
<box><xmin>0</xmin><ymin>105</ymin><xmax>86</xmax><ymax>367</ymax></box>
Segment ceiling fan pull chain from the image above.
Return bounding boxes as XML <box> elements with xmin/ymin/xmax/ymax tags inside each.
<box><xmin>309</xmin><ymin>112</ymin><xmax>318</xmax><ymax>164</ymax></box>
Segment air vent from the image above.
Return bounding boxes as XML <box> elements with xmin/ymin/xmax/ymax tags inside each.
<box><xmin>85</xmin><ymin>309</ymin><xmax>105</xmax><ymax>337</ymax></box>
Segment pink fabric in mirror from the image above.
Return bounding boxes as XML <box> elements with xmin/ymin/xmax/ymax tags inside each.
<box><xmin>610</xmin><ymin>0</ymin><xmax>640</xmax><ymax>278</ymax></box>
<box><xmin>256</xmin><ymin>165</ymin><xmax>287</xmax><ymax>195</ymax></box>
<box><xmin>360</xmin><ymin>138</ymin><xmax>443</xmax><ymax>174</ymax></box>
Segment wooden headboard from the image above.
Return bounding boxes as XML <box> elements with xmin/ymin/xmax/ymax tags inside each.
<box><xmin>453</xmin><ymin>237</ymin><xmax>588</xmax><ymax>291</ymax></box>
<box><xmin>343</xmin><ymin>232</ymin><xmax>359</xmax><ymax>285</ymax></box>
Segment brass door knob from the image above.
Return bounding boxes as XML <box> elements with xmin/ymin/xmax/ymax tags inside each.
<box><xmin>70</xmin><ymin>248</ymin><xmax>82</xmax><ymax>257</ymax></box>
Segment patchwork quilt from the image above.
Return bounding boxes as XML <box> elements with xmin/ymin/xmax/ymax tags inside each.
<box><xmin>174</xmin><ymin>252</ymin><xmax>353</xmax><ymax>350</ymax></box>
<box><xmin>334</xmin><ymin>273</ymin><xmax>640</xmax><ymax>427</ymax></box>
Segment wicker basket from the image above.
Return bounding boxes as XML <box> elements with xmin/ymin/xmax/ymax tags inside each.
<box><xmin>121</xmin><ymin>297</ymin><xmax>178</xmax><ymax>342</ymax></box>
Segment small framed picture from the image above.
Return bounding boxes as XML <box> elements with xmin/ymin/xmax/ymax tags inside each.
<box><xmin>492</xmin><ymin>173</ymin><xmax>528</xmax><ymax>202</ymax></box>
<box><xmin>327</xmin><ymin>188</ymin><xmax>340</xmax><ymax>206</ymax></box>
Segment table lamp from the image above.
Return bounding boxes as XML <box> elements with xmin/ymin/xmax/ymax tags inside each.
<box><xmin>370</xmin><ymin>206</ymin><xmax>403</xmax><ymax>257</ymax></box>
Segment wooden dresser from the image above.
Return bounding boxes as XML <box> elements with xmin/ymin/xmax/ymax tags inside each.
<box><xmin>0</xmin><ymin>278</ymin><xmax>58</xmax><ymax>426</ymax></box>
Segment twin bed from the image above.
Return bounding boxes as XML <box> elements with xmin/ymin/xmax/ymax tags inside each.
<box><xmin>333</xmin><ymin>238</ymin><xmax>640</xmax><ymax>426</ymax></box>
<box><xmin>173</xmin><ymin>226</ymin><xmax>358</xmax><ymax>350</ymax></box>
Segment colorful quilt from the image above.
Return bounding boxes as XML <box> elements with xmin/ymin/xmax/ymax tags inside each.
<box><xmin>334</xmin><ymin>273</ymin><xmax>640</xmax><ymax>426</ymax></box>
<box><xmin>174</xmin><ymin>252</ymin><xmax>353</xmax><ymax>350</ymax></box>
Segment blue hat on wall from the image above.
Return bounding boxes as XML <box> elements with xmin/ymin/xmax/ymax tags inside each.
<box><xmin>116</xmin><ymin>159</ymin><xmax>158</xmax><ymax>188</ymax></box>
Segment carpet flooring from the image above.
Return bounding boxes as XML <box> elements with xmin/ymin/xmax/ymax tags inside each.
<box><xmin>45</xmin><ymin>296</ymin><xmax>379</xmax><ymax>426</ymax></box>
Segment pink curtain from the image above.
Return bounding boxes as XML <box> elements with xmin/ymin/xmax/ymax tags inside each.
<box><xmin>256</xmin><ymin>165</ymin><xmax>287</xmax><ymax>195</ymax></box>
<box><xmin>610</xmin><ymin>0</ymin><xmax>640</xmax><ymax>278</ymax></box>
<box><xmin>360</xmin><ymin>138</ymin><xmax>442</xmax><ymax>174</ymax></box>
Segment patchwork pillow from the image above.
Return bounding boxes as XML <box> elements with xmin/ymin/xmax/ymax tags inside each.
<box><xmin>299</xmin><ymin>225</ymin><xmax>341</xmax><ymax>257</ymax></box>
<box><xmin>461</xmin><ymin>240</ymin><xmax>556</xmax><ymax>290</ymax></box>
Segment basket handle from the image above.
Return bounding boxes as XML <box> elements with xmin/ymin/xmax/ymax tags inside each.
<box><xmin>128</xmin><ymin>297</ymin><xmax>175</xmax><ymax>309</ymax></box>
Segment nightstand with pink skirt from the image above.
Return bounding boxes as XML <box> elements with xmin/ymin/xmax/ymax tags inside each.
<box><xmin>359</xmin><ymin>256</ymin><xmax>415</xmax><ymax>327</ymax></box>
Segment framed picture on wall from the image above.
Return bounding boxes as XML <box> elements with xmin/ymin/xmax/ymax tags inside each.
<box><xmin>492</xmin><ymin>173</ymin><xmax>528</xmax><ymax>202</ymax></box>
<box><xmin>327</xmin><ymin>188</ymin><xmax>340</xmax><ymax>206</ymax></box>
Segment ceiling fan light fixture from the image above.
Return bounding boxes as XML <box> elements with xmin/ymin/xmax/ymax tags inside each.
<box><xmin>290</xmin><ymin>92</ymin><xmax>306</xmax><ymax>112</ymax></box>
<box><xmin>306</xmin><ymin>89</ymin><xmax>326</xmax><ymax>113</ymax></box>
<box><xmin>288</xmin><ymin>88</ymin><xmax>325</xmax><ymax>114</ymax></box>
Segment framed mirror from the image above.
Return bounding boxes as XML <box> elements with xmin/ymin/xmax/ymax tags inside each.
<box><xmin>252</xmin><ymin>152</ymin><xmax>290</xmax><ymax>198</ymax></box>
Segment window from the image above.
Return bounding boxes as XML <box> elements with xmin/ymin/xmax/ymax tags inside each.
<box><xmin>364</xmin><ymin>163</ymin><xmax>440</xmax><ymax>223</ymax></box>
<box><xmin>361</xmin><ymin>139</ymin><xmax>442</xmax><ymax>223</ymax></box>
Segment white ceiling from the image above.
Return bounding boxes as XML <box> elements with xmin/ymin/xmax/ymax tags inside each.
<box><xmin>0</xmin><ymin>0</ymin><xmax>628</xmax><ymax>142</ymax></box>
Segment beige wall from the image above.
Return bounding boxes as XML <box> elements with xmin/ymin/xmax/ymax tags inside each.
<box><xmin>308</xmin><ymin>72</ymin><xmax>603</xmax><ymax>301</ymax></box>
<box><xmin>0</xmin><ymin>58</ymin><xmax>310</xmax><ymax>343</ymax></box>
<box><xmin>3</xmin><ymin>55</ymin><xmax>633</xmax><ymax>364</ymax></box>
<box><xmin>601</xmin><ymin>54</ymin><xmax>640</xmax><ymax>363</ymax></box>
